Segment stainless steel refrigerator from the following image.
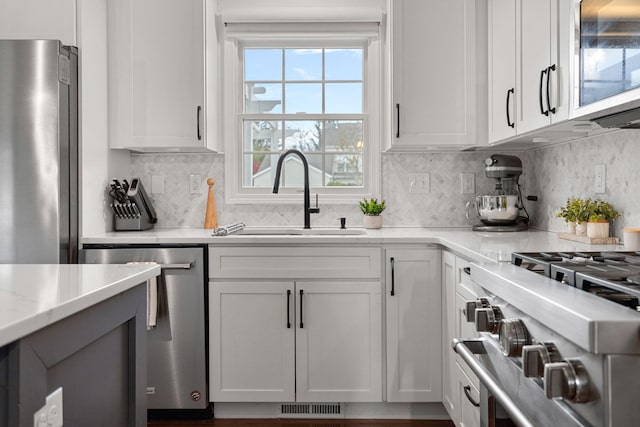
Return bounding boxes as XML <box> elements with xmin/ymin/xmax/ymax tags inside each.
<box><xmin>0</xmin><ymin>40</ymin><xmax>78</xmax><ymax>264</ymax></box>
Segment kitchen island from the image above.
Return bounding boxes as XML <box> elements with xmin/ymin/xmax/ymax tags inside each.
<box><xmin>0</xmin><ymin>263</ymin><xmax>160</xmax><ymax>427</ymax></box>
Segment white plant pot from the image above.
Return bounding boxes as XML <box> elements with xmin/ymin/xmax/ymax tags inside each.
<box><xmin>565</xmin><ymin>221</ymin><xmax>576</xmax><ymax>234</ymax></box>
<box><xmin>575</xmin><ymin>222</ymin><xmax>587</xmax><ymax>235</ymax></box>
<box><xmin>363</xmin><ymin>215</ymin><xmax>382</xmax><ymax>229</ymax></box>
<box><xmin>587</xmin><ymin>221</ymin><xmax>610</xmax><ymax>238</ymax></box>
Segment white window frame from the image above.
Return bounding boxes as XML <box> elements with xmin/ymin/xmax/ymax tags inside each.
<box><xmin>222</xmin><ymin>25</ymin><xmax>382</xmax><ymax>205</ymax></box>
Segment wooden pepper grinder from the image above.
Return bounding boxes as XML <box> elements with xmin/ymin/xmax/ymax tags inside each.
<box><xmin>204</xmin><ymin>178</ymin><xmax>218</xmax><ymax>229</ymax></box>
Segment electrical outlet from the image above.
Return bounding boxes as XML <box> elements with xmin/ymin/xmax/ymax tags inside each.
<box><xmin>409</xmin><ymin>173</ymin><xmax>430</xmax><ymax>194</ymax></box>
<box><xmin>33</xmin><ymin>387</ymin><xmax>63</xmax><ymax>427</ymax></box>
<box><xmin>189</xmin><ymin>174</ymin><xmax>201</xmax><ymax>194</ymax></box>
<box><xmin>594</xmin><ymin>164</ymin><xmax>606</xmax><ymax>193</ymax></box>
<box><xmin>461</xmin><ymin>173</ymin><xmax>475</xmax><ymax>194</ymax></box>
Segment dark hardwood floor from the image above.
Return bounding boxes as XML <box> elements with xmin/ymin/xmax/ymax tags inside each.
<box><xmin>148</xmin><ymin>419</ymin><xmax>455</xmax><ymax>427</ymax></box>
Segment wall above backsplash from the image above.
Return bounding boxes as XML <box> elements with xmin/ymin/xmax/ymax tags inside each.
<box><xmin>129</xmin><ymin>129</ymin><xmax>639</xmax><ymax>238</ymax></box>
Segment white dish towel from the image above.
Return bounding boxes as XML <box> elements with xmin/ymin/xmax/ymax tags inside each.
<box><xmin>127</xmin><ymin>261</ymin><xmax>158</xmax><ymax>330</ymax></box>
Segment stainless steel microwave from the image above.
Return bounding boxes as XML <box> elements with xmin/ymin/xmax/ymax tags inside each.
<box><xmin>573</xmin><ymin>0</ymin><xmax>640</xmax><ymax>127</ymax></box>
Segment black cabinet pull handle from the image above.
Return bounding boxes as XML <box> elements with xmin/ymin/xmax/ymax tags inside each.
<box><xmin>395</xmin><ymin>103</ymin><xmax>400</xmax><ymax>138</ymax></box>
<box><xmin>197</xmin><ymin>106</ymin><xmax>202</xmax><ymax>140</ymax></box>
<box><xmin>546</xmin><ymin>64</ymin><xmax>556</xmax><ymax>115</ymax></box>
<box><xmin>299</xmin><ymin>289</ymin><xmax>304</xmax><ymax>328</ymax></box>
<box><xmin>539</xmin><ymin>68</ymin><xmax>548</xmax><ymax>116</ymax></box>
<box><xmin>506</xmin><ymin>88</ymin><xmax>515</xmax><ymax>128</ymax></box>
<box><xmin>286</xmin><ymin>289</ymin><xmax>291</xmax><ymax>329</ymax></box>
<box><xmin>464</xmin><ymin>385</ymin><xmax>480</xmax><ymax>407</ymax></box>
<box><xmin>390</xmin><ymin>257</ymin><xmax>395</xmax><ymax>296</ymax></box>
<box><xmin>463</xmin><ymin>267</ymin><xmax>471</xmax><ymax>276</ymax></box>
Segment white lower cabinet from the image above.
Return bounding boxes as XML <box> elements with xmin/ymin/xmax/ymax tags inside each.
<box><xmin>210</xmin><ymin>280</ymin><xmax>382</xmax><ymax>402</ymax></box>
<box><xmin>456</xmin><ymin>362</ymin><xmax>480</xmax><ymax>427</ymax></box>
<box><xmin>385</xmin><ymin>248</ymin><xmax>442</xmax><ymax>402</ymax></box>
<box><xmin>209</xmin><ymin>246</ymin><xmax>383</xmax><ymax>403</ymax></box>
<box><xmin>296</xmin><ymin>281</ymin><xmax>382</xmax><ymax>402</ymax></box>
<box><xmin>442</xmin><ymin>251</ymin><xmax>480</xmax><ymax>426</ymax></box>
<box><xmin>210</xmin><ymin>281</ymin><xmax>295</xmax><ymax>402</ymax></box>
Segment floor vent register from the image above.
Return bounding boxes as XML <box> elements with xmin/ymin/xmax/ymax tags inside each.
<box><xmin>280</xmin><ymin>403</ymin><xmax>344</xmax><ymax>419</ymax></box>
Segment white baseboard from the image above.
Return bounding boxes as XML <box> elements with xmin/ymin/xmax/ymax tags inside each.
<box><xmin>212</xmin><ymin>402</ymin><xmax>450</xmax><ymax>420</ymax></box>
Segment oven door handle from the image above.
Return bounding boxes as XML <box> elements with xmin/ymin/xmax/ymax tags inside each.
<box><xmin>453</xmin><ymin>338</ymin><xmax>537</xmax><ymax>427</ymax></box>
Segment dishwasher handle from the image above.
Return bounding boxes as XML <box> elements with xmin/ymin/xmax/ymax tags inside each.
<box><xmin>126</xmin><ymin>262</ymin><xmax>193</xmax><ymax>270</ymax></box>
<box><xmin>160</xmin><ymin>262</ymin><xmax>193</xmax><ymax>270</ymax></box>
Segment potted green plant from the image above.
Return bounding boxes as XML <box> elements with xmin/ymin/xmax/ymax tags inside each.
<box><xmin>359</xmin><ymin>197</ymin><xmax>386</xmax><ymax>229</ymax></box>
<box><xmin>586</xmin><ymin>199</ymin><xmax>620</xmax><ymax>238</ymax></box>
<box><xmin>556</xmin><ymin>197</ymin><xmax>590</xmax><ymax>234</ymax></box>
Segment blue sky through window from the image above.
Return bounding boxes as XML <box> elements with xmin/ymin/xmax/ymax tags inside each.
<box><xmin>244</xmin><ymin>48</ymin><xmax>363</xmax><ymax>114</ymax></box>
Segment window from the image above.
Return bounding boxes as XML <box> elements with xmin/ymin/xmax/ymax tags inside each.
<box><xmin>243</xmin><ymin>47</ymin><xmax>365</xmax><ymax>189</ymax></box>
<box><xmin>222</xmin><ymin>23</ymin><xmax>382</xmax><ymax>204</ymax></box>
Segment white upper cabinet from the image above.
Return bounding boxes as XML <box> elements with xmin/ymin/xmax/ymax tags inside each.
<box><xmin>487</xmin><ymin>0</ymin><xmax>517</xmax><ymax>142</ymax></box>
<box><xmin>488</xmin><ymin>0</ymin><xmax>571</xmax><ymax>144</ymax></box>
<box><xmin>108</xmin><ymin>0</ymin><xmax>214</xmax><ymax>152</ymax></box>
<box><xmin>0</xmin><ymin>0</ymin><xmax>75</xmax><ymax>45</ymax></box>
<box><xmin>389</xmin><ymin>0</ymin><xmax>487</xmax><ymax>150</ymax></box>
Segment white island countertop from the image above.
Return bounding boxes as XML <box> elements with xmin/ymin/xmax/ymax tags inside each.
<box><xmin>82</xmin><ymin>227</ymin><xmax>625</xmax><ymax>263</ymax></box>
<box><xmin>0</xmin><ymin>264</ymin><xmax>160</xmax><ymax>347</ymax></box>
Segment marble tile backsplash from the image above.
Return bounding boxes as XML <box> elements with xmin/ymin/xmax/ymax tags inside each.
<box><xmin>130</xmin><ymin>129</ymin><xmax>639</xmax><ymax>237</ymax></box>
<box><xmin>525</xmin><ymin>130</ymin><xmax>640</xmax><ymax>239</ymax></box>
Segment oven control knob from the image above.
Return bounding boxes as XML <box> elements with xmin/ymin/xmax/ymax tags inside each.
<box><xmin>498</xmin><ymin>319</ymin><xmax>530</xmax><ymax>357</ymax></box>
<box><xmin>522</xmin><ymin>342</ymin><xmax>561</xmax><ymax>378</ymax></box>
<box><xmin>543</xmin><ymin>360</ymin><xmax>591</xmax><ymax>403</ymax></box>
<box><xmin>475</xmin><ymin>307</ymin><xmax>503</xmax><ymax>334</ymax></box>
<box><xmin>465</xmin><ymin>298</ymin><xmax>490</xmax><ymax>322</ymax></box>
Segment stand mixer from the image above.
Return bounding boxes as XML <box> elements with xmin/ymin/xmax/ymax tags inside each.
<box><xmin>466</xmin><ymin>154</ymin><xmax>530</xmax><ymax>232</ymax></box>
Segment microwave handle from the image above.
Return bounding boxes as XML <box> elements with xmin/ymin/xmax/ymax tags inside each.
<box><xmin>453</xmin><ymin>338</ymin><xmax>536</xmax><ymax>427</ymax></box>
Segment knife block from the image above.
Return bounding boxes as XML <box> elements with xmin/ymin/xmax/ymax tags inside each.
<box><xmin>204</xmin><ymin>178</ymin><xmax>218</xmax><ymax>229</ymax></box>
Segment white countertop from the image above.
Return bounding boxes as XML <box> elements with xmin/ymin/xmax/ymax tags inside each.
<box><xmin>0</xmin><ymin>264</ymin><xmax>160</xmax><ymax>347</ymax></box>
<box><xmin>81</xmin><ymin>227</ymin><xmax>625</xmax><ymax>263</ymax></box>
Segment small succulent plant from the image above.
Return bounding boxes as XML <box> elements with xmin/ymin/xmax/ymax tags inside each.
<box><xmin>359</xmin><ymin>198</ymin><xmax>386</xmax><ymax>216</ymax></box>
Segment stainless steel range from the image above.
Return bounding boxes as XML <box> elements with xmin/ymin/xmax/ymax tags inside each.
<box><xmin>454</xmin><ymin>251</ymin><xmax>640</xmax><ymax>427</ymax></box>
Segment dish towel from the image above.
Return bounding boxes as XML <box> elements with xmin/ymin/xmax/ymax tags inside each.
<box><xmin>127</xmin><ymin>261</ymin><xmax>158</xmax><ymax>330</ymax></box>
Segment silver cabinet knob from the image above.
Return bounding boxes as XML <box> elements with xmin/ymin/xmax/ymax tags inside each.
<box><xmin>465</xmin><ymin>298</ymin><xmax>490</xmax><ymax>323</ymax></box>
<box><xmin>522</xmin><ymin>342</ymin><xmax>561</xmax><ymax>378</ymax></box>
<box><xmin>543</xmin><ymin>360</ymin><xmax>591</xmax><ymax>403</ymax></box>
<box><xmin>498</xmin><ymin>319</ymin><xmax>530</xmax><ymax>357</ymax></box>
<box><xmin>475</xmin><ymin>306</ymin><xmax>503</xmax><ymax>333</ymax></box>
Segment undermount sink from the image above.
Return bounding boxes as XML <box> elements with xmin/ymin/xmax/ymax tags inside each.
<box><xmin>238</xmin><ymin>227</ymin><xmax>367</xmax><ymax>236</ymax></box>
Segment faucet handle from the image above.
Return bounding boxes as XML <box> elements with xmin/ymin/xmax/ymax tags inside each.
<box><xmin>309</xmin><ymin>194</ymin><xmax>320</xmax><ymax>214</ymax></box>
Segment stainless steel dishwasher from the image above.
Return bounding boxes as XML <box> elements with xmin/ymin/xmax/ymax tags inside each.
<box><xmin>80</xmin><ymin>245</ymin><xmax>209</xmax><ymax>416</ymax></box>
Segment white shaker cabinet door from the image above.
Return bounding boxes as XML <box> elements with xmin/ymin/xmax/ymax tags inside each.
<box><xmin>385</xmin><ymin>249</ymin><xmax>442</xmax><ymax>402</ymax></box>
<box><xmin>488</xmin><ymin>0</ymin><xmax>517</xmax><ymax>142</ymax></box>
<box><xmin>518</xmin><ymin>0</ymin><xmax>554</xmax><ymax>134</ymax></box>
<box><xmin>210</xmin><ymin>281</ymin><xmax>295</xmax><ymax>402</ymax></box>
<box><xmin>109</xmin><ymin>0</ymin><xmax>207</xmax><ymax>151</ymax></box>
<box><xmin>391</xmin><ymin>0</ymin><xmax>484</xmax><ymax>148</ymax></box>
<box><xmin>295</xmin><ymin>281</ymin><xmax>382</xmax><ymax>403</ymax></box>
